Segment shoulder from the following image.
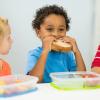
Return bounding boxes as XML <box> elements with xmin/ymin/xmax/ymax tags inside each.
<box><xmin>95</xmin><ymin>45</ymin><xmax>100</xmax><ymax>56</ymax></box>
<box><xmin>98</xmin><ymin>45</ymin><xmax>100</xmax><ymax>50</ymax></box>
<box><xmin>28</xmin><ymin>47</ymin><xmax>43</xmax><ymax>57</ymax></box>
<box><xmin>0</xmin><ymin>59</ymin><xmax>11</xmax><ymax>75</ymax></box>
<box><xmin>0</xmin><ymin>59</ymin><xmax>11</xmax><ymax>70</ymax></box>
<box><xmin>0</xmin><ymin>59</ymin><xmax>10</xmax><ymax>67</ymax></box>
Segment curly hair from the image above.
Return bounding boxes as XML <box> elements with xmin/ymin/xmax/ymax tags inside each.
<box><xmin>32</xmin><ymin>5</ymin><xmax>70</xmax><ymax>31</ymax></box>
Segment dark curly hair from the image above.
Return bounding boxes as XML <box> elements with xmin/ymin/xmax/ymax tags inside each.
<box><xmin>32</xmin><ymin>5</ymin><xmax>70</xmax><ymax>31</ymax></box>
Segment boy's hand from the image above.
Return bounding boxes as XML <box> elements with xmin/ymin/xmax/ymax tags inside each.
<box><xmin>42</xmin><ymin>35</ymin><xmax>56</xmax><ymax>53</ymax></box>
<box><xmin>61</xmin><ymin>36</ymin><xmax>79</xmax><ymax>53</ymax></box>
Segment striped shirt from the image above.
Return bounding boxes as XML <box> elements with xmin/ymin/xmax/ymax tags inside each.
<box><xmin>91</xmin><ymin>45</ymin><xmax>100</xmax><ymax>68</ymax></box>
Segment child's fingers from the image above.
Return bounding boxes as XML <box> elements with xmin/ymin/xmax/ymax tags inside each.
<box><xmin>62</xmin><ymin>36</ymin><xmax>72</xmax><ymax>43</ymax></box>
<box><xmin>42</xmin><ymin>35</ymin><xmax>55</xmax><ymax>41</ymax></box>
<box><xmin>63</xmin><ymin>36</ymin><xmax>76</xmax><ymax>44</ymax></box>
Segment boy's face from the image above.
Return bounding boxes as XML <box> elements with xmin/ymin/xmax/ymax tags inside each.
<box><xmin>36</xmin><ymin>14</ymin><xmax>67</xmax><ymax>40</ymax></box>
<box><xmin>0</xmin><ymin>25</ymin><xmax>13</xmax><ymax>55</ymax></box>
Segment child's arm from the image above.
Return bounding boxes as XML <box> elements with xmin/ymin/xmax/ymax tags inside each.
<box><xmin>29</xmin><ymin>50</ymin><xmax>49</xmax><ymax>83</ymax></box>
<box><xmin>91</xmin><ymin>67</ymin><xmax>100</xmax><ymax>74</ymax></box>
<box><xmin>62</xmin><ymin>36</ymin><xmax>86</xmax><ymax>71</ymax></box>
<box><xmin>29</xmin><ymin>36</ymin><xmax>55</xmax><ymax>83</ymax></box>
<box><xmin>74</xmin><ymin>49</ymin><xmax>86</xmax><ymax>71</ymax></box>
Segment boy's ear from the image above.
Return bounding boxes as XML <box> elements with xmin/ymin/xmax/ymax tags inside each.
<box><xmin>37</xmin><ymin>34</ymin><xmax>40</xmax><ymax>38</ymax></box>
<box><xmin>36</xmin><ymin>29</ymin><xmax>41</xmax><ymax>38</ymax></box>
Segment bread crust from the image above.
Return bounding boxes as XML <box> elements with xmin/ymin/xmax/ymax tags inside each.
<box><xmin>51</xmin><ymin>40</ymin><xmax>72</xmax><ymax>52</ymax></box>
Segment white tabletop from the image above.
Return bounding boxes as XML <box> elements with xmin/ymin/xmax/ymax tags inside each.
<box><xmin>1</xmin><ymin>83</ymin><xmax>100</xmax><ymax>100</ymax></box>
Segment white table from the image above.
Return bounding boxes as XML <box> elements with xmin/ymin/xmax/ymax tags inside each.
<box><xmin>1</xmin><ymin>83</ymin><xmax>100</xmax><ymax>100</ymax></box>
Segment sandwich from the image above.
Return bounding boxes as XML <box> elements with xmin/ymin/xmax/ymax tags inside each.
<box><xmin>51</xmin><ymin>39</ymin><xmax>72</xmax><ymax>52</ymax></box>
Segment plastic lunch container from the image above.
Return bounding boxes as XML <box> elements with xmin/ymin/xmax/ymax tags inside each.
<box><xmin>50</xmin><ymin>72</ymin><xmax>100</xmax><ymax>90</ymax></box>
<box><xmin>0</xmin><ymin>75</ymin><xmax>38</xmax><ymax>97</ymax></box>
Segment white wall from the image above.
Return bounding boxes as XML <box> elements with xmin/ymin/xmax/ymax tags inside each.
<box><xmin>93</xmin><ymin>0</ymin><xmax>100</xmax><ymax>55</ymax></box>
<box><xmin>0</xmin><ymin>0</ymin><xmax>94</xmax><ymax>74</ymax></box>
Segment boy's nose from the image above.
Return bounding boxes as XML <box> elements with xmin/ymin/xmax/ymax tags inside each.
<box><xmin>51</xmin><ymin>31</ymin><xmax>59</xmax><ymax>38</ymax></box>
<box><xmin>51</xmin><ymin>32</ymin><xmax>65</xmax><ymax>39</ymax></box>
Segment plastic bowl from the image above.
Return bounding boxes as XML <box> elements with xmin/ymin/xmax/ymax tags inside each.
<box><xmin>0</xmin><ymin>75</ymin><xmax>38</xmax><ymax>97</ymax></box>
<box><xmin>50</xmin><ymin>72</ymin><xmax>100</xmax><ymax>90</ymax></box>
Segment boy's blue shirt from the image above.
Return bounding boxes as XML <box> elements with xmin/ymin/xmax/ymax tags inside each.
<box><xmin>25</xmin><ymin>47</ymin><xmax>76</xmax><ymax>83</ymax></box>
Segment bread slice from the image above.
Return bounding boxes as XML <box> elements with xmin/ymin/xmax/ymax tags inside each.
<box><xmin>51</xmin><ymin>40</ymin><xmax>72</xmax><ymax>52</ymax></box>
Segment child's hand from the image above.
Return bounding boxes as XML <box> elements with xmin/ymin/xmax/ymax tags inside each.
<box><xmin>61</xmin><ymin>36</ymin><xmax>79</xmax><ymax>53</ymax></box>
<box><xmin>42</xmin><ymin>35</ymin><xmax>56</xmax><ymax>52</ymax></box>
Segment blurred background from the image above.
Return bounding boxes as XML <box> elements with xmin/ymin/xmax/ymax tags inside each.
<box><xmin>0</xmin><ymin>0</ymin><xmax>100</xmax><ymax>74</ymax></box>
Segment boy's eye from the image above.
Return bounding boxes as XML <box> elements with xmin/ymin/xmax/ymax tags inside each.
<box><xmin>46</xmin><ymin>28</ymin><xmax>54</xmax><ymax>32</ymax></box>
<box><xmin>59</xmin><ymin>29</ymin><xmax>65</xmax><ymax>31</ymax></box>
